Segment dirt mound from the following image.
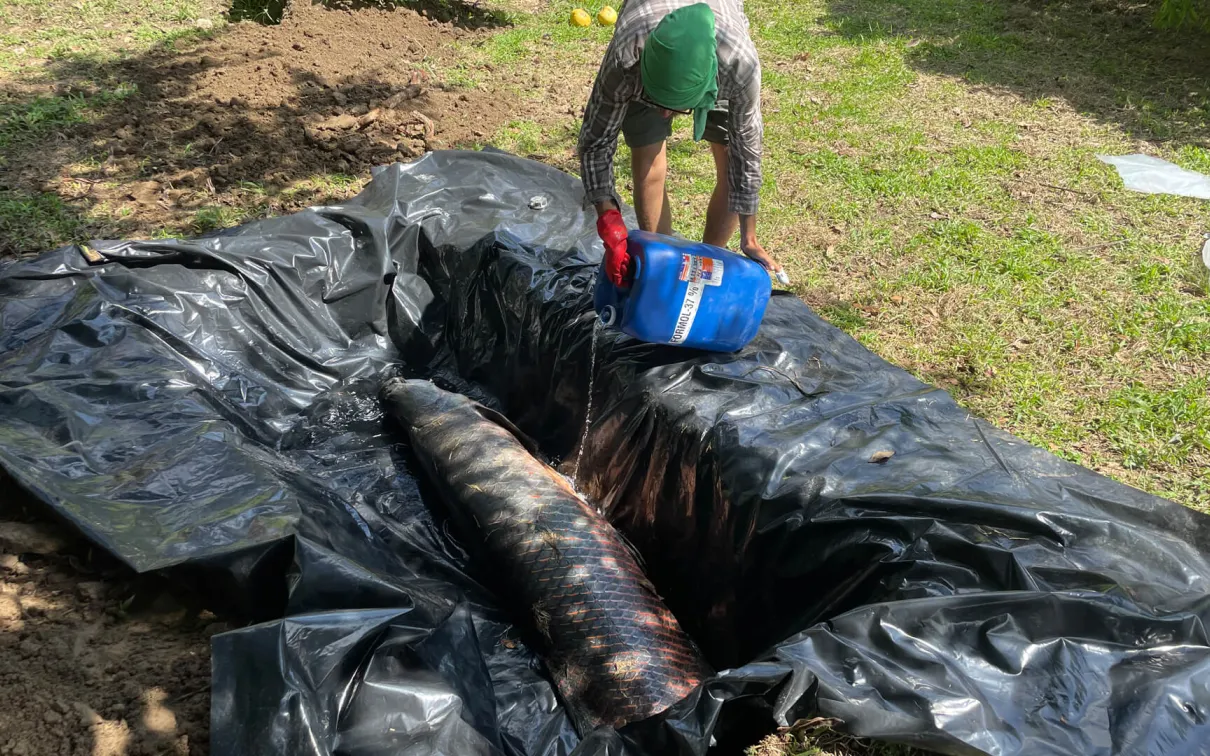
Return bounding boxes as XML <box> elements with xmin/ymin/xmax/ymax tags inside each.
<box><xmin>98</xmin><ymin>2</ymin><xmax>502</xmax><ymax>184</ymax></box>
<box><xmin>0</xmin><ymin>488</ymin><xmax>216</xmax><ymax>756</ymax></box>
<box><xmin>7</xmin><ymin>2</ymin><xmax>510</xmax><ymax>244</ymax></box>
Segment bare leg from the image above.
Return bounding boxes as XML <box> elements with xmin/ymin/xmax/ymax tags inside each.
<box><xmin>631</xmin><ymin>141</ymin><xmax>673</xmax><ymax>235</ymax></box>
<box><xmin>703</xmin><ymin>142</ymin><xmax>739</xmax><ymax>248</ymax></box>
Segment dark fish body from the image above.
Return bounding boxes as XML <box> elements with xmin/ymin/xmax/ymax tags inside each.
<box><xmin>382</xmin><ymin>377</ymin><xmax>711</xmax><ymax>733</ymax></box>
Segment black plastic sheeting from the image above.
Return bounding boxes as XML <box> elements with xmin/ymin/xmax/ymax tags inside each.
<box><xmin>2</xmin><ymin>150</ymin><xmax>1209</xmax><ymax>756</ymax></box>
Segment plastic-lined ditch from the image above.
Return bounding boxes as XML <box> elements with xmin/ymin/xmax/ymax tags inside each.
<box><xmin>3</xmin><ymin>152</ymin><xmax>1209</xmax><ymax>756</ymax></box>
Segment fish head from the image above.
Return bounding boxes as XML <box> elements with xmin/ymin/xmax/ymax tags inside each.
<box><xmin>381</xmin><ymin>377</ymin><xmax>469</xmax><ymax>427</ymax></box>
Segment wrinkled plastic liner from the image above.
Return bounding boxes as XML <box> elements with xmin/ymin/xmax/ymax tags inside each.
<box><xmin>2</xmin><ymin>151</ymin><xmax>1209</xmax><ymax>756</ymax></box>
<box><xmin>1098</xmin><ymin>153</ymin><xmax>1210</xmax><ymax>199</ymax></box>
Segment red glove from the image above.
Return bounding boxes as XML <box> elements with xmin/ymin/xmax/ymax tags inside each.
<box><xmin>597</xmin><ymin>209</ymin><xmax>631</xmax><ymax>287</ymax></box>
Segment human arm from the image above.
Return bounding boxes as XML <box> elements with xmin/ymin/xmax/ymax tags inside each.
<box><xmin>727</xmin><ymin>60</ymin><xmax>785</xmax><ymax>276</ymax></box>
<box><xmin>579</xmin><ymin>44</ymin><xmax>637</xmax><ymax>286</ymax></box>
<box><xmin>738</xmin><ymin>214</ymin><xmax>779</xmax><ymax>274</ymax></box>
<box><xmin>578</xmin><ymin>42</ymin><xmax>632</xmax><ymax>215</ymax></box>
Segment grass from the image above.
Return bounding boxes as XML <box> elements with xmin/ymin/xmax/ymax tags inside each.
<box><xmin>0</xmin><ymin>0</ymin><xmax>217</xmax><ymax>73</ymax></box>
<box><xmin>0</xmin><ymin>84</ymin><xmax>137</xmax><ymax>149</ymax></box>
<box><xmin>1106</xmin><ymin>379</ymin><xmax>1210</xmax><ymax>468</ymax></box>
<box><xmin>0</xmin><ymin>190</ymin><xmax>86</xmax><ymax>254</ymax></box>
<box><xmin>229</xmin><ymin>0</ymin><xmax>287</xmax><ymax>23</ymax></box>
<box><xmin>190</xmin><ymin>204</ymin><xmax>253</xmax><ymax>234</ymax></box>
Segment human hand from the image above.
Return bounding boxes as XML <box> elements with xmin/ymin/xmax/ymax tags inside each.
<box><xmin>740</xmin><ymin>235</ymin><xmax>780</xmax><ymax>272</ymax></box>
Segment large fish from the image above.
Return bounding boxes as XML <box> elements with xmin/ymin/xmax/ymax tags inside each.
<box><xmin>381</xmin><ymin>377</ymin><xmax>711</xmax><ymax>734</ymax></box>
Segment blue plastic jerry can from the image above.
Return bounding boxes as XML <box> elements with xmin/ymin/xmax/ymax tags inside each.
<box><xmin>593</xmin><ymin>230</ymin><xmax>772</xmax><ymax>352</ymax></box>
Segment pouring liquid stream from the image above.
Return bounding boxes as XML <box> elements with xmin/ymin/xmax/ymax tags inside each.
<box><xmin>573</xmin><ymin>315</ymin><xmax>600</xmax><ymax>486</ymax></box>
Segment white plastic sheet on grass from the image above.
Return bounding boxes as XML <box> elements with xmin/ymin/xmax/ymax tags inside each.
<box><xmin>1098</xmin><ymin>153</ymin><xmax>1210</xmax><ymax>199</ymax></box>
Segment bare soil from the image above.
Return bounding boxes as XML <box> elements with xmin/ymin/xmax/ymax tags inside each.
<box><xmin>0</xmin><ymin>479</ymin><xmax>218</xmax><ymax>756</ymax></box>
<box><xmin>4</xmin><ymin>1</ymin><xmax>514</xmax><ymax>248</ymax></box>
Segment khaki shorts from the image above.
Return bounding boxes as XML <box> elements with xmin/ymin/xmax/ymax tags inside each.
<box><xmin>621</xmin><ymin>100</ymin><xmax>731</xmax><ymax>148</ymax></box>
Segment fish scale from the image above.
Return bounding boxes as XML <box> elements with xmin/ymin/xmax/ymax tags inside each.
<box><xmin>382</xmin><ymin>378</ymin><xmax>711</xmax><ymax>734</ymax></box>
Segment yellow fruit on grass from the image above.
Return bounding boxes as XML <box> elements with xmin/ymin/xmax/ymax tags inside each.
<box><xmin>597</xmin><ymin>5</ymin><xmax>617</xmax><ymax>25</ymax></box>
<box><xmin>570</xmin><ymin>8</ymin><xmax>591</xmax><ymax>26</ymax></box>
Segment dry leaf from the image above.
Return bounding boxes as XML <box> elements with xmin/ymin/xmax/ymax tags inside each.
<box><xmin>869</xmin><ymin>450</ymin><xmax>895</xmax><ymax>464</ymax></box>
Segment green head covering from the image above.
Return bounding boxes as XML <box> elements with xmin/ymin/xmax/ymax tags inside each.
<box><xmin>640</xmin><ymin>3</ymin><xmax>718</xmax><ymax>141</ymax></box>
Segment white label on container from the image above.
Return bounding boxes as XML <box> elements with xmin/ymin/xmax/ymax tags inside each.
<box><xmin>678</xmin><ymin>254</ymin><xmax>725</xmax><ymax>286</ymax></box>
<box><xmin>671</xmin><ymin>255</ymin><xmax>724</xmax><ymax>344</ymax></box>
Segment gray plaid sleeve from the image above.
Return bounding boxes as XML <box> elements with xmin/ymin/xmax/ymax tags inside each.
<box><xmin>726</xmin><ymin>60</ymin><xmax>763</xmax><ymax>216</ymax></box>
<box><xmin>578</xmin><ymin>48</ymin><xmax>631</xmax><ymax>209</ymax></box>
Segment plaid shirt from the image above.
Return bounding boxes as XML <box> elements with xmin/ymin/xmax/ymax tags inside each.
<box><xmin>578</xmin><ymin>0</ymin><xmax>763</xmax><ymax>216</ymax></box>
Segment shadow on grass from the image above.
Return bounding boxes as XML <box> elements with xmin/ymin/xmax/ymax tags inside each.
<box><xmin>232</xmin><ymin>0</ymin><xmax>512</xmax><ymax>29</ymax></box>
<box><xmin>824</xmin><ymin>0</ymin><xmax>1210</xmax><ymax>147</ymax></box>
<box><xmin>0</xmin><ymin>0</ymin><xmax>511</xmax><ymax>258</ymax></box>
